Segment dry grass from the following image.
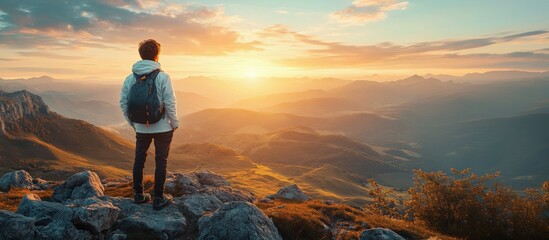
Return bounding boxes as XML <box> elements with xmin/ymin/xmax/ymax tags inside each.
<box><xmin>104</xmin><ymin>175</ymin><xmax>155</xmax><ymax>198</ymax></box>
<box><xmin>0</xmin><ymin>188</ymin><xmax>53</xmax><ymax>212</ymax></box>
<box><xmin>0</xmin><ymin>175</ymin><xmax>154</xmax><ymax>212</ymax></box>
<box><xmin>257</xmin><ymin>199</ymin><xmax>457</xmax><ymax>240</ymax></box>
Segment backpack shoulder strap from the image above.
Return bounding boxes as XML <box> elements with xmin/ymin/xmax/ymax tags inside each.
<box><xmin>133</xmin><ymin>69</ymin><xmax>161</xmax><ymax>82</ymax></box>
<box><xmin>149</xmin><ymin>69</ymin><xmax>161</xmax><ymax>81</ymax></box>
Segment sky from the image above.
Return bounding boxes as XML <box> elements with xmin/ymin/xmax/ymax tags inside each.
<box><xmin>0</xmin><ymin>0</ymin><xmax>548</xmax><ymax>81</ymax></box>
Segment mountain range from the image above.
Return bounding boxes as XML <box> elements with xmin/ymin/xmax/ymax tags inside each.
<box><xmin>1</xmin><ymin>70</ymin><xmax>548</xmax><ymax>190</ymax></box>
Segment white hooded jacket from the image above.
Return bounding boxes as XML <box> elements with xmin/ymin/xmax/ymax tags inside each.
<box><xmin>120</xmin><ymin>60</ymin><xmax>179</xmax><ymax>133</ymax></box>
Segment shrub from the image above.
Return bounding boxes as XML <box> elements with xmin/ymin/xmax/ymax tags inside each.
<box><xmin>406</xmin><ymin>168</ymin><xmax>549</xmax><ymax>239</ymax></box>
<box><xmin>364</xmin><ymin>178</ymin><xmax>401</xmax><ymax>219</ymax></box>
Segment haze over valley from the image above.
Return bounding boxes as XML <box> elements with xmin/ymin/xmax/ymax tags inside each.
<box><xmin>1</xmin><ymin>71</ymin><xmax>547</xmax><ymax>200</ymax></box>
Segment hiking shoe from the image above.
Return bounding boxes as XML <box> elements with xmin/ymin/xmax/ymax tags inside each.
<box><xmin>153</xmin><ymin>194</ymin><xmax>173</xmax><ymax>210</ymax></box>
<box><xmin>134</xmin><ymin>193</ymin><xmax>151</xmax><ymax>204</ymax></box>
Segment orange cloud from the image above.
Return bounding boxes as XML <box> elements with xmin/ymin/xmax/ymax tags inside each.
<box><xmin>260</xmin><ymin>25</ymin><xmax>549</xmax><ymax>70</ymax></box>
<box><xmin>331</xmin><ymin>0</ymin><xmax>408</xmax><ymax>24</ymax></box>
<box><xmin>0</xmin><ymin>1</ymin><xmax>261</xmax><ymax>55</ymax></box>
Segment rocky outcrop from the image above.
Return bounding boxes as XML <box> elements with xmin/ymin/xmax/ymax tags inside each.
<box><xmin>165</xmin><ymin>172</ymin><xmax>202</xmax><ymax>195</ymax></box>
<box><xmin>176</xmin><ymin>193</ymin><xmax>223</xmax><ymax>220</ymax></box>
<box><xmin>16</xmin><ymin>194</ymin><xmax>95</xmax><ymax>240</ymax></box>
<box><xmin>359</xmin><ymin>228</ymin><xmax>406</xmax><ymax>240</ymax></box>
<box><xmin>0</xmin><ymin>170</ymin><xmax>54</xmax><ymax>192</ymax></box>
<box><xmin>198</xmin><ymin>201</ymin><xmax>283</xmax><ymax>240</ymax></box>
<box><xmin>164</xmin><ymin>170</ymin><xmax>231</xmax><ymax>197</ymax></box>
<box><xmin>0</xmin><ymin>169</ymin><xmax>411</xmax><ymax>240</ymax></box>
<box><xmin>0</xmin><ymin>90</ymin><xmax>49</xmax><ymax>117</ymax></box>
<box><xmin>71</xmin><ymin>198</ymin><xmax>120</xmax><ymax>234</ymax></box>
<box><xmin>107</xmin><ymin>196</ymin><xmax>186</xmax><ymax>240</ymax></box>
<box><xmin>266</xmin><ymin>184</ymin><xmax>311</xmax><ymax>201</ymax></box>
<box><xmin>199</xmin><ymin>186</ymin><xmax>255</xmax><ymax>203</ymax></box>
<box><xmin>0</xmin><ymin>90</ymin><xmax>49</xmax><ymax>134</ymax></box>
<box><xmin>0</xmin><ymin>210</ymin><xmax>36</xmax><ymax>240</ymax></box>
<box><xmin>52</xmin><ymin>170</ymin><xmax>104</xmax><ymax>202</ymax></box>
<box><xmin>194</xmin><ymin>170</ymin><xmax>231</xmax><ymax>187</ymax></box>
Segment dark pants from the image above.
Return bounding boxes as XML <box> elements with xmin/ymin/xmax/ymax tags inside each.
<box><xmin>133</xmin><ymin>130</ymin><xmax>173</xmax><ymax>198</ymax></box>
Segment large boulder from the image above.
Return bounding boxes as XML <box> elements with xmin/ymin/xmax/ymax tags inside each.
<box><xmin>16</xmin><ymin>194</ymin><xmax>93</xmax><ymax>240</ymax></box>
<box><xmin>52</xmin><ymin>170</ymin><xmax>104</xmax><ymax>202</ymax></box>
<box><xmin>71</xmin><ymin>198</ymin><xmax>120</xmax><ymax>234</ymax></box>
<box><xmin>106</xmin><ymin>196</ymin><xmax>187</xmax><ymax>240</ymax></box>
<box><xmin>359</xmin><ymin>228</ymin><xmax>406</xmax><ymax>240</ymax></box>
<box><xmin>17</xmin><ymin>193</ymin><xmax>73</xmax><ymax>222</ymax></box>
<box><xmin>194</xmin><ymin>170</ymin><xmax>231</xmax><ymax>187</ymax></box>
<box><xmin>165</xmin><ymin>170</ymin><xmax>231</xmax><ymax>197</ymax></box>
<box><xmin>200</xmin><ymin>186</ymin><xmax>255</xmax><ymax>203</ymax></box>
<box><xmin>177</xmin><ymin>193</ymin><xmax>223</xmax><ymax>220</ymax></box>
<box><xmin>266</xmin><ymin>184</ymin><xmax>311</xmax><ymax>201</ymax></box>
<box><xmin>198</xmin><ymin>201</ymin><xmax>282</xmax><ymax>240</ymax></box>
<box><xmin>165</xmin><ymin>172</ymin><xmax>202</xmax><ymax>196</ymax></box>
<box><xmin>0</xmin><ymin>210</ymin><xmax>36</xmax><ymax>240</ymax></box>
<box><xmin>0</xmin><ymin>170</ymin><xmax>36</xmax><ymax>191</ymax></box>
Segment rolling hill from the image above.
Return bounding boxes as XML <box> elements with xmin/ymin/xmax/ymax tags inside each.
<box><xmin>0</xmin><ymin>90</ymin><xmax>134</xmax><ymax>180</ymax></box>
<box><xmin>222</xmin><ymin>127</ymin><xmax>404</xmax><ymax>177</ymax></box>
<box><xmin>174</xmin><ymin>108</ymin><xmax>404</xmax><ymax>145</ymax></box>
<box><xmin>231</xmin><ymin>89</ymin><xmax>327</xmax><ymax>109</ymax></box>
<box><xmin>167</xmin><ymin>140</ymin><xmax>404</xmax><ymax>204</ymax></box>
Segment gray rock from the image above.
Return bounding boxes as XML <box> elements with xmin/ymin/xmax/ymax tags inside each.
<box><xmin>16</xmin><ymin>193</ymin><xmax>93</xmax><ymax>240</ymax></box>
<box><xmin>106</xmin><ymin>196</ymin><xmax>187</xmax><ymax>240</ymax></box>
<box><xmin>165</xmin><ymin>172</ymin><xmax>202</xmax><ymax>196</ymax></box>
<box><xmin>52</xmin><ymin>170</ymin><xmax>104</xmax><ymax>202</ymax></box>
<box><xmin>34</xmin><ymin>221</ymin><xmax>94</xmax><ymax>240</ymax></box>
<box><xmin>34</xmin><ymin>177</ymin><xmax>56</xmax><ymax>190</ymax></box>
<box><xmin>0</xmin><ymin>170</ymin><xmax>36</xmax><ymax>191</ymax></box>
<box><xmin>165</xmin><ymin>171</ymin><xmax>233</xmax><ymax>197</ymax></box>
<box><xmin>72</xmin><ymin>199</ymin><xmax>120</xmax><ymax>233</ymax></box>
<box><xmin>198</xmin><ymin>201</ymin><xmax>282</xmax><ymax>240</ymax></box>
<box><xmin>359</xmin><ymin>228</ymin><xmax>406</xmax><ymax>240</ymax></box>
<box><xmin>107</xmin><ymin>230</ymin><xmax>128</xmax><ymax>240</ymax></box>
<box><xmin>0</xmin><ymin>210</ymin><xmax>36</xmax><ymax>240</ymax></box>
<box><xmin>194</xmin><ymin>170</ymin><xmax>231</xmax><ymax>187</ymax></box>
<box><xmin>259</xmin><ymin>198</ymin><xmax>273</xmax><ymax>203</ymax></box>
<box><xmin>17</xmin><ymin>194</ymin><xmax>73</xmax><ymax>222</ymax></box>
<box><xmin>200</xmin><ymin>186</ymin><xmax>256</xmax><ymax>203</ymax></box>
<box><xmin>177</xmin><ymin>193</ymin><xmax>223</xmax><ymax>219</ymax></box>
<box><xmin>266</xmin><ymin>184</ymin><xmax>311</xmax><ymax>201</ymax></box>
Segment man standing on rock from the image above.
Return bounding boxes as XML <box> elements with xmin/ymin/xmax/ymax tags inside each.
<box><xmin>120</xmin><ymin>39</ymin><xmax>178</xmax><ymax>210</ymax></box>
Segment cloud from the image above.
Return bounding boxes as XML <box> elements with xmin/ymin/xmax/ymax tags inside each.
<box><xmin>0</xmin><ymin>0</ymin><xmax>261</xmax><ymax>55</ymax></box>
<box><xmin>331</xmin><ymin>0</ymin><xmax>408</xmax><ymax>24</ymax></box>
<box><xmin>4</xmin><ymin>67</ymin><xmax>79</xmax><ymax>73</ymax></box>
<box><xmin>17</xmin><ymin>51</ymin><xmax>85</xmax><ymax>59</ymax></box>
<box><xmin>259</xmin><ymin>25</ymin><xmax>549</xmax><ymax>69</ymax></box>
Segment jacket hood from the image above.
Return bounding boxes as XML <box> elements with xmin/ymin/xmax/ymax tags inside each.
<box><xmin>132</xmin><ymin>60</ymin><xmax>161</xmax><ymax>75</ymax></box>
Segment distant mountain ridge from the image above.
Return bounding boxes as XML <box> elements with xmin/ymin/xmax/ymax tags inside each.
<box><xmin>424</xmin><ymin>70</ymin><xmax>549</xmax><ymax>84</ymax></box>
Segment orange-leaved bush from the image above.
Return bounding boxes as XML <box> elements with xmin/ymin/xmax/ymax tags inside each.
<box><xmin>406</xmin><ymin>168</ymin><xmax>548</xmax><ymax>239</ymax></box>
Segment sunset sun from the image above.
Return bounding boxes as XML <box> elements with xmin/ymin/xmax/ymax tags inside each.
<box><xmin>245</xmin><ymin>69</ymin><xmax>258</xmax><ymax>79</ymax></box>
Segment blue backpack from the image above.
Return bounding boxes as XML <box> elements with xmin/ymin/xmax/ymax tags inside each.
<box><xmin>128</xmin><ymin>69</ymin><xmax>164</xmax><ymax>125</ymax></box>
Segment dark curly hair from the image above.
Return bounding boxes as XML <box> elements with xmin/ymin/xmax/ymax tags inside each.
<box><xmin>138</xmin><ymin>39</ymin><xmax>161</xmax><ymax>61</ymax></box>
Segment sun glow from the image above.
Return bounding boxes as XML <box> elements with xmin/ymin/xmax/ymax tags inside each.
<box><xmin>245</xmin><ymin>69</ymin><xmax>258</xmax><ymax>79</ymax></box>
